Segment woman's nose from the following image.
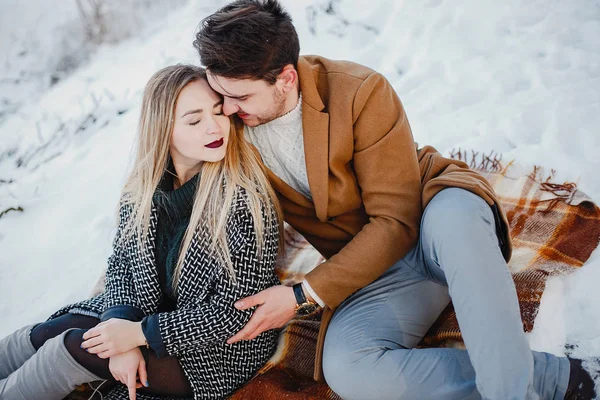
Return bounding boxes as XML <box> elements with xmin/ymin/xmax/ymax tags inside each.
<box><xmin>205</xmin><ymin>116</ymin><xmax>221</xmax><ymax>135</ymax></box>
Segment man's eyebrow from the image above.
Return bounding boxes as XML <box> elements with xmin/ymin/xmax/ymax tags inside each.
<box><xmin>226</xmin><ymin>93</ymin><xmax>251</xmax><ymax>100</ymax></box>
<box><xmin>209</xmin><ymin>73</ymin><xmax>250</xmax><ymax>99</ymax></box>
<box><xmin>181</xmin><ymin>101</ymin><xmax>223</xmax><ymax>118</ymax></box>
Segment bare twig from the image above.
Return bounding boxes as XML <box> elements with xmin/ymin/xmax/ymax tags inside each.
<box><xmin>0</xmin><ymin>206</ymin><xmax>24</xmax><ymax>219</ymax></box>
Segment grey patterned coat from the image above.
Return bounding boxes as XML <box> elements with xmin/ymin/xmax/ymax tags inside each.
<box><xmin>50</xmin><ymin>188</ymin><xmax>280</xmax><ymax>400</ymax></box>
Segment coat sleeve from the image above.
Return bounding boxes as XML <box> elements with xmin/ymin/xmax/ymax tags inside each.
<box><xmin>141</xmin><ymin>200</ymin><xmax>280</xmax><ymax>358</ymax></box>
<box><xmin>304</xmin><ymin>72</ymin><xmax>423</xmax><ymax>309</ymax></box>
<box><xmin>101</xmin><ymin>203</ymin><xmax>145</xmax><ymax>322</ymax></box>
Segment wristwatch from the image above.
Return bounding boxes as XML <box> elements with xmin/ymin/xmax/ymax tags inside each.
<box><xmin>292</xmin><ymin>283</ymin><xmax>318</xmax><ymax>315</ymax></box>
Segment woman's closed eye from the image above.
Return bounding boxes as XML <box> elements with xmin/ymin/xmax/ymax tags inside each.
<box><xmin>189</xmin><ymin>119</ymin><xmax>201</xmax><ymax>126</ymax></box>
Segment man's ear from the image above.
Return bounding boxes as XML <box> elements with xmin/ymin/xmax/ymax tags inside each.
<box><xmin>277</xmin><ymin>64</ymin><xmax>298</xmax><ymax>93</ymax></box>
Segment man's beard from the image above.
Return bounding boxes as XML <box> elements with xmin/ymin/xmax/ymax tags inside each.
<box><xmin>253</xmin><ymin>88</ymin><xmax>287</xmax><ymax>126</ymax></box>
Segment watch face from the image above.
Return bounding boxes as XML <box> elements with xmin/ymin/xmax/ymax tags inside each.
<box><xmin>296</xmin><ymin>303</ymin><xmax>318</xmax><ymax>315</ymax></box>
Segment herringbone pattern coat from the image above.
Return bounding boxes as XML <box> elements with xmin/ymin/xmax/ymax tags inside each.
<box><xmin>51</xmin><ymin>188</ymin><xmax>280</xmax><ymax>400</ymax></box>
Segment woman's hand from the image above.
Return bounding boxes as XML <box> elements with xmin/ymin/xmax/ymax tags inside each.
<box><xmin>82</xmin><ymin>318</ymin><xmax>146</xmax><ymax>358</ymax></box>
<box><xmin>109</xmin><ymin>348</ymin><xmax>148</xmax><ymax>400</ymax></box>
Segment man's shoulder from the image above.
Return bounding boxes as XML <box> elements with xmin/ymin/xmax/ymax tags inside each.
<box><xmin>300</xmin><ymin>55</ymin><xmax>377</xmax><ymax>81</ymax></box>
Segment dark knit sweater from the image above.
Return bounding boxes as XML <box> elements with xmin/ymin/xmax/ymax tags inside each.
<box><xmin>140</xmin><ymin>170</ymin><xmax>199</xmax><ymax>355</ymax></box>
<box><xmin>152</xmin><ymin>171</ymin><xmax>199</xmax><ymax>309</ymax></box>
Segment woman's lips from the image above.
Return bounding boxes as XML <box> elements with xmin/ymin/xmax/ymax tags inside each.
<box><xmin>205</xmin><ymin>138</ymin><xmax>224</xmax><ymax>149</ymax></box>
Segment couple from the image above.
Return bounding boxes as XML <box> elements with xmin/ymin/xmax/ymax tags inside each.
<box><xmin>0</xmin><ymin>1</ymin><xmax>595</xmax><ymax>399</ymax></box>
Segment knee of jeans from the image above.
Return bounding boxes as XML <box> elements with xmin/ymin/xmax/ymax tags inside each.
<box><xmin>323</xmin><ymin>347</ymin><xmax>430</xmax><ymax>400</ymax></box>
<box><xmin>322</xmin><ymin>338</ymin><xmax>364</xmax><ymax>399</ymax></box>
<box><xmin>421</xmin><ymin>188</ymin><xmax>493</xmax><ymax>243</ymax></box>
<box><xmin>323</xmin><ymin>356</ymin><xmax>370</xmax><ymax>399</ymax></box>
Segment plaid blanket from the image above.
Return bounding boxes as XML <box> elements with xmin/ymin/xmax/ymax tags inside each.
<box><xmin>68</xmin><ymin>152</ymin><xmax>600</xmax><ymax>400</ymax></box>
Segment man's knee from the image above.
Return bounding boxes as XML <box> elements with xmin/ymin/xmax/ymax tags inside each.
<box><xmin>426</xmin><ymin>188</ymin><xmax>491</xmax><ymax>224</ymax></box>
<box><xmin>323</xmin><ymin>348</ymin><xmax>383</xmax><ymax>400</ymax></box>
<box><xmin>421</xmin><ymin>188</ymin><xmax>495</xmax><ymax>245</ymax></box>
<box><xmin>323</xmin><ymin>346</ymin><xmax>432</xmax><ymax>400</ymax></box>
<box><xmin>322</xmin><ymin>326</ymin><xmax>374</xmax><ymax>399</ymax></box>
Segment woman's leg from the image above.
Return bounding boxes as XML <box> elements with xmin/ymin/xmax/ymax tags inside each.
<box><xmin>0</xmin><ymin>330</ymin><xmax>102</xmax><ymax>400</ymax></box>
<box><xmin>1</xmin><ymin>318</ymin><xmax>193</xmax><ymax>399</ymax></box>
<box><xmin>29</xmin><ymin>313</ymin><xmax>99</xmax><ymax>350</ymax></box>
<box><xmin>0</xmin><ymin>325</ymin><xmax>37</xmax><ymax>379</ymax></box>
<box><xmin>64</xmin><ymin>329</ymin><xmax>193</xmax><ymax>397</ymax></box>
<box><xmin>0</xmin><ymin>313</ymin><xmax>97</xmax><ymax>380</ymax></box>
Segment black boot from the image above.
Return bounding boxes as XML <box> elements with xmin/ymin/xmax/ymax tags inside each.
<box><xmin>564</xmin><ymin>358</ymin><xmax>597</xmax><ymax>400</ymax></box>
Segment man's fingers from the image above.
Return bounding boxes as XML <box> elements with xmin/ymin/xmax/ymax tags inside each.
<box><xmin>127</xmin><ymin>373</ymin><xmax>136</xmax><ymax>400</ymax></box>
<box><xmin>228</xmin><ymin>313</ymin><xmax>266</xmax><ymax>344</ymax></box>
<box><xmin>138</xmin><ymin>360</ymin><xmax>148</xmax><ymax>388</ymax></box>
<box><xmin>234</xmin><ymin>293</ymin><xmax>265</xmax><ymax>310</ymax></box>
<box><xmin>243</xmin><ymin>325</ymin><xmax>265</xmax><ymax>341</ymax></box>
<box><xmin>227</xmin><ymin>328</ymin><xmax>250</xmax><ymax>344</ymax></box>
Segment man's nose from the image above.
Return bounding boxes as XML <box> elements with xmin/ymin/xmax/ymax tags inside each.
<box><xmin>223</xmin><ymin>98</ymin><xmax>239</xmax><ymax>116</ymax></box>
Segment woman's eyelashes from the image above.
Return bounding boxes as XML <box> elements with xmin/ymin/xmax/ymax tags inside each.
<box><xmin>189</xmin><ymin>109</ymin><xmax>224</xmax><ymax>126</ymax></box>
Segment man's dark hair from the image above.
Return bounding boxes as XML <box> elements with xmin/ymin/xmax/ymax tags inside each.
<box><xmin>193</xmin><ymin>0</ymin><xmax>300</xmax><ymax>84</ymax></box>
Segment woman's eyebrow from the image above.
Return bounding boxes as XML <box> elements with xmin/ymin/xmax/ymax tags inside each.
<box><xmin>181</xmin><ymin>109</ymin><xmax>202</xmax><ymax>118</ymax></box>
<box><xmin>181</xmin><ymin>101</ymin><xmax>222</xmax><ymax>118</ymax></box>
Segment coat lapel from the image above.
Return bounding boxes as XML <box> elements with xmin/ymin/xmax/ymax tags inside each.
<box><xmin>265</xmin><ymin>167</ymin><xmax>313</xmax><ymax>208</ymax></box>
<box><xmin>298</xmin><ymin>57</ymin><xmax>330</xmax><ymax>222</ymax></box>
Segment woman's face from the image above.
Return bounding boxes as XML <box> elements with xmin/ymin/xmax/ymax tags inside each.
<box><xmin>170</xmin><ymin>79</ymin><xmax>230</xmax><ymax>168</ymax></box>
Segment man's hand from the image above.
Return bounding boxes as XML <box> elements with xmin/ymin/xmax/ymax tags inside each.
<box><xmin>227</xmin><ymin>285</ymin><xmax>297</xmax><ymax>344</ymax></box>
<box><xmin>109</xmin><ymin>348</ymin><xmax>148</xmax><ymax>400</ymax></box>
<box><xmin>82</xmin><ymin>319</ymin><xmax>146</xmax><ymax>358</ymax></box>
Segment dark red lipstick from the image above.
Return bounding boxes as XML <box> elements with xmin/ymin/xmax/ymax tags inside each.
<box><xmin>205</xmin><ymin>138</ymin><xmax>224</xmax><ymax>149</ymax></box>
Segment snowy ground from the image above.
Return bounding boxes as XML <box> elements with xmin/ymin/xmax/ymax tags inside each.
<box><xmin>1</xmin><ymin>0</ymin><xmax>599</xmax><ymax>387</ymax></box>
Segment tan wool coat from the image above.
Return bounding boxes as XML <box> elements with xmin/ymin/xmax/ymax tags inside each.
<box><xmin>255</xmin><ymin>55</ymin><xmax>511</xmax><ymax>381</ymax></box>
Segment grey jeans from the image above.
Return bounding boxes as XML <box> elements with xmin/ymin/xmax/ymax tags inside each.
<box><xmin>322</xmin><ymin>188</ymin><xmax>570</xmax><ymax>400</ymax></box>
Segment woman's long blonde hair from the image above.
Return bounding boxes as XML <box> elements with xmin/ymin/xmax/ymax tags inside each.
<box><xmin>119</xmin><ymin>64</ymin><xmax>282</xmax><ymax>285</ymax></box>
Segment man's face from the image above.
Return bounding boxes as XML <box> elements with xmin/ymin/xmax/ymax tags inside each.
<box><xmin>206</xmin><ymin>72</ymin><xmax>287</xmax><ymax>127</ymax></box>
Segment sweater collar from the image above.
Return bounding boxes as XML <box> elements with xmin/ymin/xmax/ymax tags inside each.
<box><xmin>154</xmin><ymin>166</ymin><xmax>199</xmax><ymax>218</ymax></box>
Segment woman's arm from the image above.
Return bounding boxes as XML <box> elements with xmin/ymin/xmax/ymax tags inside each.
<box><xmin>142</xmin><ymin>202</ymin><xmax>279</xmax><ymax>358</ymax></box>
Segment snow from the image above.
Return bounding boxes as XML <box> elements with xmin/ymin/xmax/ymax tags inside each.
<box><xmin>1</xmin><ymin>0</ymin><xmax>599</xmax><ymax>388</ymax></box>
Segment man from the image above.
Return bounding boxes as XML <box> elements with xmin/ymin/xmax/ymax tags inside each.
<box><xmin>193</xmin><ymin>1</ymin><xmax>595</xmax><ymax>399</ymax></box>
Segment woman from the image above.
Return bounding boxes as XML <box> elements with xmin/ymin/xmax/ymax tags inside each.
<box><xmin>0</xmin><ymin>65</ymin><xmax>282</xmax><ymax>400</ymax></box>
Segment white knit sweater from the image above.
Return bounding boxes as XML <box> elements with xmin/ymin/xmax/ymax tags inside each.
<box><xmin>244</xmin><ymin>94</ymin><xmax>312</xmax><ymax>201</ymax></box>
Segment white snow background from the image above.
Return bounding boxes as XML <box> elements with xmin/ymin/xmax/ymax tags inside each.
<box><xmin>1</xmin><ymin>0</ymin><xmax>599</xmax><ymax>387</ymax></box>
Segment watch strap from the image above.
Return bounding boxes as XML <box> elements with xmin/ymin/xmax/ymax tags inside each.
<box><xmin>292</xmin><ymin>283</ymin><xmax>307</xmax><ymax>305</ymax></box>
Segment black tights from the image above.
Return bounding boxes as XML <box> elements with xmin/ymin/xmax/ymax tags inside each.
<box><xmin>30</xmin><ymin>313</ymin><xmax>193</xmax><ymax>397</ymax></box>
